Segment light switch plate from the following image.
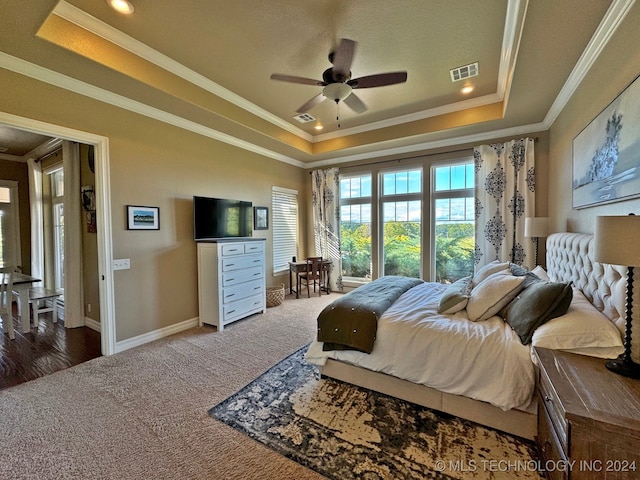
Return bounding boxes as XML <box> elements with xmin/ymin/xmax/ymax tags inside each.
<box><xmin>113</xmin><ymin>258</ymin><xmax>131</xmax><ymax>270</ymax></box>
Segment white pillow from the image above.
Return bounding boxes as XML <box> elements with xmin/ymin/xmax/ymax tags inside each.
<box><xmin>531</xmin><ymin>265</ymin><xmax>550</xmax><ymax>282</ymax></box>
<box><xmin>473</xmin><ymin>260</ymin><xmax>510</xmax><ymax>285</ymax></box>
<box><xmin>531</xmin><ymin>288</ymin><xmax>624</xmax><ymax>358</ymax></box>
<box><xmin>466</xmin><ymin>270</ymin><xmax>525</xmax><ymax>321</ymax></box>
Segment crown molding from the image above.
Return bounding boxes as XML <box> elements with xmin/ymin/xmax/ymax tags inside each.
<box><xmin>52</xmin><ymin>0</ymin><xmax>525</xmax><ymax>144</ymax></box>
<box><xmin>544</xmin><ymin>0</ymin><xmax>636</xmax><ymax>127</ymax></box>
<box><xmin>0</xmin><ymin>0</ymin><xmax>631</xmax><ymax>169</ymax></box>
<box><xmin>312</xmin><ymin>93</ymin><xmax>503</xmax><ymax>142</ymax></box>
<box><xmin>0</xmin><ymin>52</ymin><xmax>305</xmax><ymax>168</ymax></box>
<box><xmin>52</xmin><ymin>0</ymin><xmax>313</xmax><ymax>143</ymax></box>
<box><xmin>305</xmin><ymin>122</ymin><xmax>548</xmax><ymax>169</ymax></box>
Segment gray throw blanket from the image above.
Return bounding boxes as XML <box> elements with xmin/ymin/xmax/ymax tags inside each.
<box><xmin>318</xmin><ymin>276</ymin><xmax>423</xmax><ymax>353</ymax></box>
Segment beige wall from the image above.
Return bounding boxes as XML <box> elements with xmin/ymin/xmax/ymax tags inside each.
<box><xmin>547</xmin><ymin>6</ymin><xmax>640</xmax><ymax>361</ymax></box>
<box><xmin>0</xmin><ymin>69</ymin><xmax>308</xmax><ymax>342</ymax></box>
<box><xmin>549</xmin><ymin>4</ymin><xmax>640</xmax><ymax>232</ymax></box>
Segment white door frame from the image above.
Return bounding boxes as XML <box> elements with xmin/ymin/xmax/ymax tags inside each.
<box><xmin>0</xmin><ymin>111</ymin><xmax>116</xmax><ymax>355</ymax></box>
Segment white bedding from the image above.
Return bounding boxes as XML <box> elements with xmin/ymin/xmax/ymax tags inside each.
<box><xmin>305</xmin><ymin>281</ymin><xmax>536</xmax><ymax>411</ymax></box>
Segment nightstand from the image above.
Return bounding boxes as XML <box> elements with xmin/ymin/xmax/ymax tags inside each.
<box><xmin>533</xmin><ymin>347</ymin><xmax>640</xmax><ymax>480</ymax></box>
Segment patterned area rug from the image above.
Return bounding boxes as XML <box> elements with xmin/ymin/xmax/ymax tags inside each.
<box><xmin>209</xmin><ymin>347</ymin><xmax>544</xmax><ymax>480</ymax></box>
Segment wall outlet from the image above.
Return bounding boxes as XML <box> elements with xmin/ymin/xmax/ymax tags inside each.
<box><xmin>113</xmin><ymin>258</ymin><xmax>131</xmax><ymax>270</ymax></box>
<box><xmin>87</xmin><ymin>303</ymin><xmax>91</xmax><ymax>313</ymax></box>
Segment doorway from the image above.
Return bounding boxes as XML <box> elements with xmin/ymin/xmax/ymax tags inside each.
<box><xmin>0</xmin><ymin>111</ymin><xmax>116</xmax><ymax>356</ymax></box>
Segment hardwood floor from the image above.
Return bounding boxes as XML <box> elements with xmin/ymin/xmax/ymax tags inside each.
<box><xmin>0</xmin><ymin>307</ymin><xmax>101</xmax><ymax>390</ymax></box>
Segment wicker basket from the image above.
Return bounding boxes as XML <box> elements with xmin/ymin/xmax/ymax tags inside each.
<box><xmin>266</xmin><ymin>283</ymin><xmax>285</xmax><ymax>307</ymax></box>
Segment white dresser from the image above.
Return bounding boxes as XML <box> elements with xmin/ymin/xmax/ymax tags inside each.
<box><xmin>197</xmin><ymin>239</ymin><xmax>266</xmax><ymax>330</ymax></box>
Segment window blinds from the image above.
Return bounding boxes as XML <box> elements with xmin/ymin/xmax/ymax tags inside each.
<box><xmin>272</xmin><ymin>186</ymin><xmax>298</xmax><ymax>273</ymax></box>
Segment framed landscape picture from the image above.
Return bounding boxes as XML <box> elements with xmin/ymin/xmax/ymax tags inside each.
<box><xmin>573</xmin><ymin>74</ymin><xmax>640</xmax><ymax>209</ymax></box>
<box><xmin>127</xmin><ymin>205</ymin><xmax>160</xmax><ymax>230</ymax></box>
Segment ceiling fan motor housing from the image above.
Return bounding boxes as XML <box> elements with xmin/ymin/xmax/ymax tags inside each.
<box><xmin>323</xmin><ymin>68</ymin><xmax>350</xmax><ymax>84</ymax></box>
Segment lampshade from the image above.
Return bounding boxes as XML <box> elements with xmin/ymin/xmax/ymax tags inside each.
<box><xmin>594</xmin><ymin>215</ymin><xmax>640</xmax><ymax>267</ymax></box>
<box><xmin>524</xmin><ymin>217</ymin><xmax>549</xmax><ymax>238</ymax></box>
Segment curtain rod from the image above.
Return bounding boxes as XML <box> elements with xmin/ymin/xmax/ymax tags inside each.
<box><xmin>308</xmin><ymin>136</ymin><xmax>539</xmax><ymax>173</ymax></box>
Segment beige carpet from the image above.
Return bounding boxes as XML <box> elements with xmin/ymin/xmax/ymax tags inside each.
<box><xmin>0</xmin><ymin>293</ymin><xmax>334</xmax><ymax>480</ymax></box>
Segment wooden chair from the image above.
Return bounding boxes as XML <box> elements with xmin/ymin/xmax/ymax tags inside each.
<box><xmin>298</xmin><ymin>257</ymin><xmax>323</xmax><ymax>298</ymax></box>
<box><xmin>1</xmin><ymin>267</ymin><xmax>16</xmax><ymax>340</ymax></box>
<box><xmin>29</xmin><ymin>288</ymin><xmax>61</xmax><ymax>327</ymax></box>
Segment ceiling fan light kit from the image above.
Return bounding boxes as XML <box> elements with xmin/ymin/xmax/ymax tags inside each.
<box><xmin>270</xmin><ymin>38</ymin><xmax>408</xmax><ymax>126</ymax></box>
<box><xmin>323</xmin><ymin>83</ymin><xmax>352</xmax><ymax>103</ymax></box>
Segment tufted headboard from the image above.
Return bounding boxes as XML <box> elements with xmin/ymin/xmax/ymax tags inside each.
<box><xmin>546</xmin><ymin>232</ymin><xmax>627</xmax><ymax>334</ymax></box>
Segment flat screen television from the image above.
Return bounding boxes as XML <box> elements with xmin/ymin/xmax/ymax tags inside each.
<box><xmin>193</xmin><ymin>196</ymin><xmax>253</xmax><ymax>240</ymax></box>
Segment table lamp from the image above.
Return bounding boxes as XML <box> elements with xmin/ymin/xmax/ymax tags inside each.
<box><xmin>594</xmin><ymin>214</ymin><xmax>640</xmax><ymax>379</ymax></box>
<box><xmin>524</xmin><ymin>217</ymin><xmax>549</xmax><ymax>266</ymax></box>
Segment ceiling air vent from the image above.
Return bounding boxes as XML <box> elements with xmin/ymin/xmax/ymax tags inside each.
<box><xmin>450</xmin><ymin>62</ymin><xmax>479</xmax><ymax>82</ymax></box>
<box><xmin>293</xmin><ymin>113</ymin><xmax>316</xmax><ymax>123</ymax></box>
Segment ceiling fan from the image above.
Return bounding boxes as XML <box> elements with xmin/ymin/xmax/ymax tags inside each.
<box><xmin>270</xmin><ymin>38</ymin><xmax>408</xmax><ymax>116</ymax></box>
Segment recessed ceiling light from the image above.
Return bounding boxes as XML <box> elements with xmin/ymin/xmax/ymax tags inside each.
<box><xmin>106</xmin><ymin>0</ymin><xmax>135</xmax><ymax>14</ymax></box>
<box><xmin>314</xmin><ymin>124</ymin><xmax>324</xmax><ymax>131</ymax></box>
<box><xmin>461</xmin><ymin>85</ymin><xmax>474</xmax><ymax>95</ymax></box>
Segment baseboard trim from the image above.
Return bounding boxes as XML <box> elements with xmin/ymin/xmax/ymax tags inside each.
<box><xmin>85</xmin><ymin>317</ymin><xmax>100</xmax><ymax>332</ymax></box>
<box><xmin>114</xmin><ymin>317</ymin><xmax>200</xmax><ymax>353</ymax></box>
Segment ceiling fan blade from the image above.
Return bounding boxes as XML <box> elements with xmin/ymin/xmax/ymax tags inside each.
<box><xmin>297</xmin><ymin>93</ymin><xmax>325</xmax><ymax>113</ymax></box>
<box><xmin>331</xmin><ymin>38</ymin><xmax>356</xmax><ymax>81</ymax></box>
<box><xmin>270</xmin><ymin>74</ymin><xmax>325</xmax><ymax>86</ymax></box>
<box><xmin>348</xmin><ymin>71</ymin><xmax>408</xmax><ymax>89</ymax></box>
<box><xmin>343</xmin><ymin>92</ymin><xmax>368</xmax><ymax>114</ymax></box>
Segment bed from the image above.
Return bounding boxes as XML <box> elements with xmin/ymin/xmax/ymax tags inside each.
<box><xmin>305</xmin><ymin>232</ymin><xmax>627</xmax><ymax>440</ymax></box>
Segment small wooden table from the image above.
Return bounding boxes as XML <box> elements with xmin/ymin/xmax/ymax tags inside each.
<box><xmin>288</xmin><ymin>259</ymin><xmax>332</xmax><ymax>298</ymax></box>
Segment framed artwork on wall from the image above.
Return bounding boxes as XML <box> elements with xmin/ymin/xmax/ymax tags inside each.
<box><xmin>127</xmin><ymin>205</ymin><xmax>160</xmax><ymax>230</ymax></box>
<box><xmin>254</xmin><ymin>206</ymin><xmax>268</xmax><ymax>230</ymax></box>
<box><xmin>573</xmin><ymin>73</ymin><xmax>640</xmax><ymax>209</ymax></box>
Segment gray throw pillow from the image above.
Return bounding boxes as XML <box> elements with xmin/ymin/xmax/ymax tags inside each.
<box><xmin>437</xmin><ymin>276</ymin><xmax>473</xmax><ymax>314</ymax></box>
<box><xmin>504</xmin><ymin>281</ymin><xmax>573</xmax><ymax>345</ymax></box>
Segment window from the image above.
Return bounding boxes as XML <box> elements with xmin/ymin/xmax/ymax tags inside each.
<box><xmin>338</xmin><ymin>157</ymin><xmax>475</xmax><ymax>284</ymax></box>
<box><xmin>0</xmin><ymin>181</ymin><xmax>20</xmax><ymax>268</ymax></box>
<box><xmin>432</xmin><ymin>161</ymin><xmax>475</xmax><ymax>283</ymax></box>
<box><xmin>272</xmin><ymin>186</ymin><xmax>298</xmax><ymax>274</ymax></box>
<box><xmin>381</xmin><ymin>169</ymin><xmax>422</xmax><ymax>278</ymax></box>
<box><xmin>49</xmin><ymin>168</ymin><xmax>65</xmax><ymax>294</ymax></box>
<box><xmin>340</xmin><ymin>174</ymin><xmax>372</xmax><ymax>281</ymax></box>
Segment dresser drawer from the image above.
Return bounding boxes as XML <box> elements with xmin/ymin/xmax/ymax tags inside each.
<box><xmin>220</xmin><ymin>243</ymin><xmax>245</xmax><ymax>256</ymax></box>
<box><xmin>221</xmin><ymin>279</ymin><xmax>264</xmax><ymax>304</ymax></box>
<box><xmin>538</xmin><ymin>366</ymin><xmax>568</xmax><ymax>454</ymax></box>
<box><xmin>243</xmin><ymin>242</ymin><xmax>264</xmax><ymax>254</ymax></box>
<box><xmin>222</xmin><ymin>266</ymin><xmax>263</xmax><ymax>287</ymax></box>
<box><xmin>223</xmin><ymin>293</ymin><xmax>264</xmax><ymax>323</ymax></box>
<box><xmin>221</xmin><ymin>253</ymin><xmax>263</xmax><ymax>271</ymax></box>
<box><xmin>537</xmin><ymin>399</ymin><xmax>569</xmax><ymax>480</ymax></box>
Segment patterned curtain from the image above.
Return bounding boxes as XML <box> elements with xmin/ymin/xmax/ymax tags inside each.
<box><xmin>474</xmin><ymin>138</ymin><xmax>536</xmax><ymax>269</ymax></box>
<box><xmin>312</xmin><ymin>168</ymin><xmax>343</xmax><ymax>292</ymax></box>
